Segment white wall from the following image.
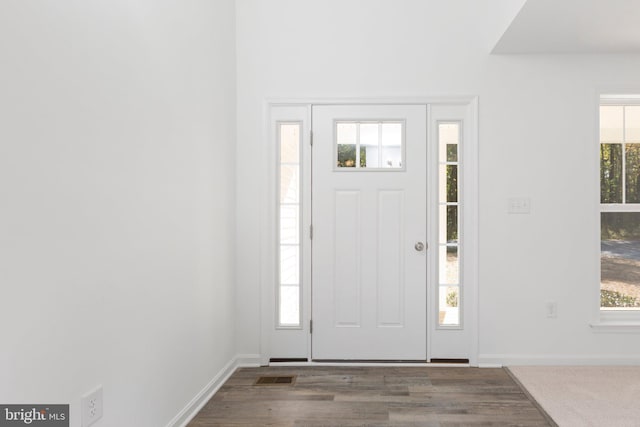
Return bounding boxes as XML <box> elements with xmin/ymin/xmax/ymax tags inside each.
<box><xmin>487</xmin><ymin>0</ymin><xmax>527</xmax><ymax>52</ymax></box>
<box><xmin>0</xmin><ymin>1</ymin><xmax>236</xmax><ymax>426</ymax></box>
<box><xmin>235</xmin><ymin>0</ymin><xmax>640</xmax><ymax>364</ymax></box>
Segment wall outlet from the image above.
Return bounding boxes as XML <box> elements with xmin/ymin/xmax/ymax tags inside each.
<box><xmin>82</xmin><ymin>386</ymin><xmax>103</xmax><ymax>427</ymax></box>
<box><xmin>546</xmin><ymin>301</ymin><xmax>557</xmax><ymax>318</ymax></box>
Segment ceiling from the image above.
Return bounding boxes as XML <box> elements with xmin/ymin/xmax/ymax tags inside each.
<box><xmin>492</xmin><ymin>0</ymin><xmax>640</xmax><ymax>54</ymax></box>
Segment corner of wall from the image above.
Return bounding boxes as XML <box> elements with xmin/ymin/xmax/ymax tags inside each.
<box><xmin>166</xmin><ymin>352</ymin><xmax>262</xmax><ymax>427</ymax></box>
<box><xmin>487</xmin><ymin>0</ymin><xmax>528</xmax><ymax>53</ymax></box>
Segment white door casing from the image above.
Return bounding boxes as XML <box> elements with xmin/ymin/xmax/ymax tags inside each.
<box><xmin>311</xmin><ymin>104</ymin><xmax>428</xmax><ymax>360</ymax></box>
<box><xmin>428</xmin><ymin>103</ymin><xmax>477</xmax><ymax>361</ymax></box>
<box><xmin>263</xmin><ymin>98</ymin><xmax>478</xmax><ymax>365</ymax></box>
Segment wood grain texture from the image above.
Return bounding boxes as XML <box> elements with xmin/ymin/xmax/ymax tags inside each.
<box><xmin>188</xmin><ymin>367</ymin><xmax>551</xmax><ymax>426</ymax></box>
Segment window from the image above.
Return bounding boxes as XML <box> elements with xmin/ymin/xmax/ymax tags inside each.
<box><xmin>335</xmin><ymin>121</ymin><xmax>404</xmax><ymax>169</ymax></box>
<box><xmin>600</xmin><ymin>98</ymin><xmax>640</xmax><ymax>311</ymax></box>
<box><xmin>438</xmin><ymin>122</ymin><xmax>461</xmax><ymax>326</ymax></box>
<box><xmin>278</xmin><ymin>122</ymin><xmax>302</xmax><ymax>326</ymax></box>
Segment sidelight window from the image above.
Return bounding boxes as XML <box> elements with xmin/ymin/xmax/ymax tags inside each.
<box><xmin>437</xmin><ymin>122</ymin><xmax>461</xmax><ymax>327</ymax></box>
<box><xmin>278</xmin><ymin>122</ymin><xmax>302</xmax><ymax>326</ymax></box>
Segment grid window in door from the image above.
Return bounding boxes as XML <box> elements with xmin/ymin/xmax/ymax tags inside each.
<box><xmin>335</xmin><ymin>121</ymin><xmax>404</xmax><ymax>169</ymax></box>
<box><xmin>437</xmin><ymin>122</ymin><xmax>461</xmax><ymax>327</ymax></box>
<box><xmin>278</xmin><ymin>122</ymin><xmax>302</xmax><ymax>326</ymax></box>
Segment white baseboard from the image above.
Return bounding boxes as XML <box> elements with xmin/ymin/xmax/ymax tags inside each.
<box><xmin>235</xmin><ymin>353</ymin><xmax>263</xmax><ymax>367</ymax></box>
<box><xmin>479</xmin><ymin>353</ymin><xmax>640</xmax><ymax>366</ymax></box>
<box><xmin>478</xmin><ymin>363</ymin><xmax>503</xmax><ymax>368</ymax></box>
<box><xmin>167</xmin><ymin>355</ymin><xmax>241</xmax><ymax>427</ymax></box>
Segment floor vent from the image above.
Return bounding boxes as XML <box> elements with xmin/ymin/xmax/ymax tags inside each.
<box><xmin>430</xmin><ymin>358</ymin><xmax>470</xmax><ymax>364</ymax></box>
<box><xmin>254</xmin><ymin>375</ymin><xmax>296</xmax><ymax>386</ymax></box>
<box><xmin>270</xmin><ymin>358</ymin><xmax>308</xmax><ymax>363</ymax></box>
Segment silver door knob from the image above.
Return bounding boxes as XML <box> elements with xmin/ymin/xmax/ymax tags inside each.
<box><xmin>415</xmin><ymin>242</ymin><xmax>425</xmax><ymax>251</ymax></box>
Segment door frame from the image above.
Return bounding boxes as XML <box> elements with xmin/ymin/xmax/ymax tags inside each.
<box><xmin>260</xmin><ymin>97</ymin><xmax>479</xmax><ymax>366</ymax></box>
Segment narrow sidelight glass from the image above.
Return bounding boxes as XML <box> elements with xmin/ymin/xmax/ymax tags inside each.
<box><xmin>278</xmin><ymin>123</ymin><xmax>302</xmax><ymax>326</ymax></box>
<box><xmin>437</xmin><ymin>122</ymin><xmax>461</xmax><ymax>326</ymax></box>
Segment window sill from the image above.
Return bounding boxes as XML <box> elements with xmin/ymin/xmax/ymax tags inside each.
<box><xmin>589</xmin><ymin>322</ymin><xmax>640</xmax><ymax>333</ymax></box>
<box><xmin>589</xmin><ymin>309</ymin><xmax>640</xmax><ymax>332</ymax></box>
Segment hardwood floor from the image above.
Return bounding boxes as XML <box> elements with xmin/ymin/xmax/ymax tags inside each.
<box><xmin>188</xmin><ymin>366</ymin><xmax>551</xmax><ymax>426</ymax></box>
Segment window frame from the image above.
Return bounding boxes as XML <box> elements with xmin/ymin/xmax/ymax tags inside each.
<box><xmin>594</xmin><ymin>94</ymin><xmax>640</xmax><ymax>329</ymax></box>
<box><xmin>276</xmin><ymin>120</ymin><xmax>303</xmax><ymax>329</ymax></box>
<box><xmin>332</xmin><ymin>119</ymin><xmax>407</xmax><ymax>172</ymax></box>
<box><xmin>436</xmin><ymin>120</ymin><xmax>463</xmax><ymax>329</ymax></box>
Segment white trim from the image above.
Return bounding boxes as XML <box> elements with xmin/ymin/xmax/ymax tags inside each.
<box><xmin>265</xmin><ymin>96</ymin><xmax>478</xmax><ymax>107</ymax></box>
<box><xmin>590</xmin><ymin>322</ymin><xmax>640</xmax><ymax>333</ymax></box>
<box><xmin>479</xmin><ymin>354</ymin><xmax>640</xmax><ymax>366</ymax></box>
<box><xmin>425</xmin><ymin>103</ymin><xmax>434</xmax><ymax>363</ymax></box>
<box><xmin>592</xmin><ymin>90</ymin><xmax>604</xmax><ymax>323</ymax></box>
<box><xmin>600</xmin><ymin>204</ymin><xmax>640</xmax><ymax>212</ymax></box>
<box><xmin>264</xmin><ymin>105</ymin><xmax>311</xmax><ymax>359</ymax></box>
<box><xmin>591</xmin><ymin>309</ymin><xmax>640</xmax><ymax>332</ymax></box>
<box><xmin>601</xmin><ymin>95</ymin><xmax>640</xmax><ymax>106</ymax></box>
<box><xmin>166</xmin><ymin>357</ymin><xmax>235</xmax><ymax>427</ymax></box>
<box><xmin>467</xmin><ymin>97</ymin><xmax>480</xmax><ymax>367</ymax></box>
<box><xmin>262</xmin><ymin>97</ymin><xmax>480</xmax><ymax>365</ymax></box>
<box><xmin>260</xmin><ymin>100</ymin><xmax>274</xmax><ymax>367</ymax></box>
<box><xmin>427</xmin><ymin>99</ymin><xmax>480</xmax><ymax>365</ymax></box>
<box><xmin>597</xmin><ymin>93</ymin><xmax>640</xmax><ymax>322</ymax></box>
<box><xmin>304</xmin><ymin>105</ymin><xmax>313</xmax><ymax>361</ymax></box>
<box><xmin>166</xmin><ymin>354</ymin><xmax>262</xmax><ymax>427</ymax></box>
<box><xmin>235</xmin><ymin>354</ymin><xmax>263</xmax><ymax>367</ymax></box>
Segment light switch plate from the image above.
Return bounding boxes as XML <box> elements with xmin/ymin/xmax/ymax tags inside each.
<box><xmin>508</xmin><ymin>197</ymin><xmax>531</xmax><ymax>214</ymax></box>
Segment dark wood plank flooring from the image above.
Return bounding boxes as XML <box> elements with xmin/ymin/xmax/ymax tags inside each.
<box><xmin>189</xmin><ymin>366</ymin><xmax>551</xmax><ymax>426</ymax></box>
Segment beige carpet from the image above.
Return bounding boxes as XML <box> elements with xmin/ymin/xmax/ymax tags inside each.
<box><xmin>509</xmin><ymin>366</ymin><xmax>640</xmax><ymax>427</ymax></box>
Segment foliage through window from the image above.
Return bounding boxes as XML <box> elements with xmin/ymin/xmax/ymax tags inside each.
<box><xmin>600</xmin><ymin>100</ymin><xmax>640</xmax><ymax>309</ymax></box>
<box><xmin>438</xmin><ymin>122</ymin><xmax>461</xmax><ymax>326</ymax></box>
<box><xmin>335</xmin><ymin>121</ymin><xmax>403</xmax><ymax>169</ymax></box>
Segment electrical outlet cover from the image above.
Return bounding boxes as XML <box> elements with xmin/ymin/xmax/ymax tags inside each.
<box><xmin>82</xmin><ymin>386</ymin><xmax>103</xmax><ymax>427</ymax></box>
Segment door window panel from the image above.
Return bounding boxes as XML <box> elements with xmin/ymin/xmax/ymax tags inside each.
<box><xmin>335</xmin><ymin>121</ymin><xmax>404</xmax><ymax>169</ymax></box>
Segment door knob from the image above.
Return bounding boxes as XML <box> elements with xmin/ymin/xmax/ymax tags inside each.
<box><xmin>415</xmin><ymin>242</ymin><xmax>425</xmax><ymax>252</ymax></box>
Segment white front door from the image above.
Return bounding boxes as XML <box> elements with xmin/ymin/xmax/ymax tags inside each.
<box><xmin>311</xmin><ymin>105</ymin><xmax>427</xmax><ymax>360</ymax></box>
